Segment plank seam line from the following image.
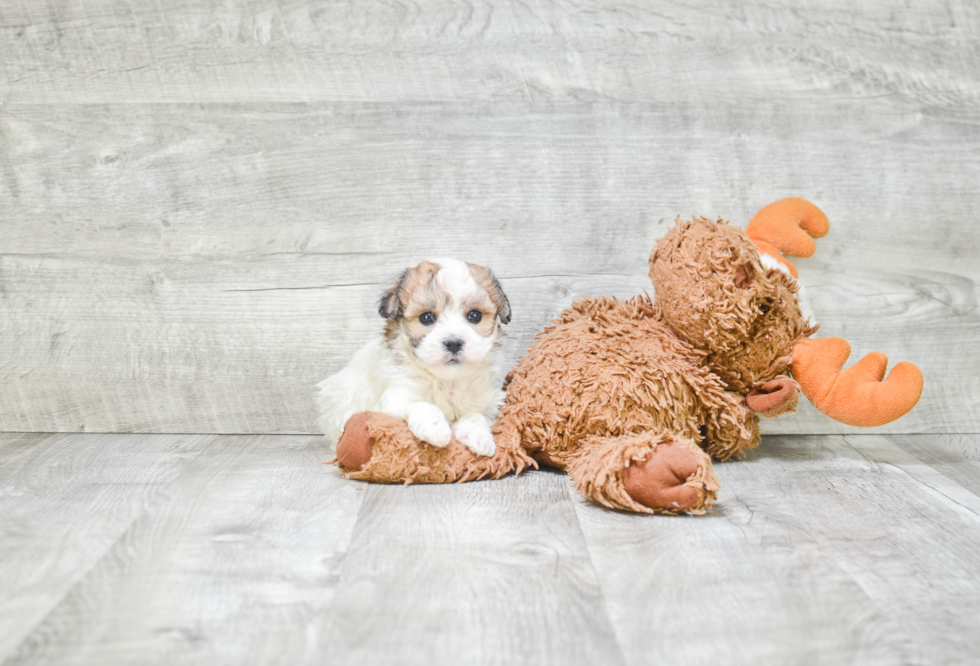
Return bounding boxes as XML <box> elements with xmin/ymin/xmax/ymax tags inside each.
<box><xmin>0</xmin><ymin>434</ymin><xmax>217</xmax><ymax>663</ymax></box>
<box><xmin>561</xmin><ymin>478</ymin><xmax>631</xmax><ymax>666</ymax></box>
<box><xmin>843</xmin><ymin>435</ymin><xmax>980</xmax><ymax>524</ymax></box>
<box><xmin>221</xmin><ymin>283</ymin><xmax>377</xmax><ymax>291</ymax></box>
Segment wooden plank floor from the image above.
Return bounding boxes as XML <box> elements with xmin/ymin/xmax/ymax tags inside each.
<box><xmin>2</xmin><ymin>432</ymin><xmax>978</xmax><ymax>665</ymax></box>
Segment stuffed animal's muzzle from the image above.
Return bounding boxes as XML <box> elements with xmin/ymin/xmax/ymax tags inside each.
<box><xmin>746</xmin><ymin>378</ymin><xmax>799</xmax><ymax>418</ymax></box>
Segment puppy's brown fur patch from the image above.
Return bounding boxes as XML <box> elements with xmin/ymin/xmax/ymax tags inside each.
<box><xmin>467</xmin><ymin>263</ymin><xmax>512</xmax><ymax>324</ymax></box>
<box><xmin>379</xmin><ymin>261</ymin><xmax>440</xmax><ymax>319</ymax></box>
<box><xmin>380</xmin><ymin>261</ymin><xmax>441</xmax><ymax>343</ymax></box>
<box><xmin>380</xmin><ymin>260</ymin><xmax>511</xmax><ymax>347</ymax></box>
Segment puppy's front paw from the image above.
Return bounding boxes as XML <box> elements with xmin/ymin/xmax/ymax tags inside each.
<box><xmin>406</xmin><ymin>402</ymin><xmax>452</xmax><ymax>448</ymax></box>
<box><xmin>453</xmin><ymin>415</ymin><xmax>496</xmax><ymax>457</ymax></box>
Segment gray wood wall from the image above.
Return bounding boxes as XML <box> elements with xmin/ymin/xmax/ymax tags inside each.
<box><xmin>1</xmin><ymin>0</ymin><xmax>978</xmax><ymax>435</ymax></box>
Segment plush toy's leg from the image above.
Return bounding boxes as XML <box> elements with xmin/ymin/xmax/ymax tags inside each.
<box><xmin>565</xmin><ymin>431</ymin><xmax>720</xmax><ymax>514</ymax></box>
<box><xmin>701</xmin><ymin>395</ymin><xmax>762</xmax><ymax>461</ymax></box>
<box><xmin>334</xmin><ymin>411</ymin><xmax>535</xmax><ymax>484</ymax></box>
<box><xmin>335</xmin><ymin>412</ymin><xmax>375</xmax><ymax>472</ymax></box>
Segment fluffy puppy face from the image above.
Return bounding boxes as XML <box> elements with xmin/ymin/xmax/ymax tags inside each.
<box><xmin>379</xmin><ymin>258</ymin><xmax>511</xmax><ymax>379</ymax></box>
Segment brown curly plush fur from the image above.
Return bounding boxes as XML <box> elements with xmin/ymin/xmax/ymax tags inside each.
<box><xmin>652</xmin><ymin>217</ymin><xmax>815</xmax><ymax>394</ymax></box>
<box><xmin>335</xmin><ymin>215</ymin><xmax>815</xmax><ymax>514</ymax></box>
<box><xmin>568</xmin><ymin>432</ymin><xmax>718</xmax><ymax>514</ymax></box>
<box><xmin>342</xmin><ymin>412</ymin><xmax>536</xmax><ymax>485</ymax></box>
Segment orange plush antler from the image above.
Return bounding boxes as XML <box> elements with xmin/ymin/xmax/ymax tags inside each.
<box><xmin>791</xmin><ymin>337</ymin><xmax>923</xmax><ymax>427</ymax></box>
<box><xmin>745</xmin><ymin>197</ymin><xmax>830</xmax><ymax>277</ymax></box>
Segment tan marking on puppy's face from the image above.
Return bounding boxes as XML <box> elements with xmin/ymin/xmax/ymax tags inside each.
<box><xmin>378</xmin><ymin>261</ymin><xmax>440</xmax><ymax>319</ymax></box>
<box><xmin>457</xmin><ymin>290</ymin><xmax>498</xmax><ymax>337</ymax></box>
<box><xmin>466</xmin><ymin>263</ymin><xmax>512</xmax><ymax>325</ymax></box>
<box><xmin>380</xmin><ymin>261</ymin><xmax>444</xmax><ymax>345</ymax></box>
<box><xmin>402</xmin><ymin>292</ymin><xmax>450</xmax><ymax>347</ymax></box>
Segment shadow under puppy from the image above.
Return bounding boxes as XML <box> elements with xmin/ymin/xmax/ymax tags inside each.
<box><xmin>317</xmin><ymin>258</ymin><xmax>534</xmax><ymax>480</ymax></box>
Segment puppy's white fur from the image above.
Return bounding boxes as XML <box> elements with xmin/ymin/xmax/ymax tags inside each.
<box><xmin>317</xmin><ymin>258</ymin><xmax>508</xmax><ymax>457</ymax></box>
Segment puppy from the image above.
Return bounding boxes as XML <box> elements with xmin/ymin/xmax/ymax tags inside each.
<box><xmin>317</xmin><ymin>258</ymin><xmax>511</xmax><ymax>457</ymax></box>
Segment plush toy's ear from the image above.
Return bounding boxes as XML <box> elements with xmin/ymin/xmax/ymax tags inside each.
<box><xmin>378</xmin><ymin>270</ymin><xmax>408</xmax><ymax>319</ymax></box>
<box><xmin>734</xmin><ymin>263</ymin><xmax>755</xmax><ymax>289</ymax></box>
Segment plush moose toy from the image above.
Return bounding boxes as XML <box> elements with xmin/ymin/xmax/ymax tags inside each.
<box><xmin>332</xmin><ymin>198</ymin><xmax>923</xmax><ymax>514</ymax></box>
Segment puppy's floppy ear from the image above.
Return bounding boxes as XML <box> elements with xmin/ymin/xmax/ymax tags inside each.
<box><xmin>469</xmin><ymin>263</ymin><xmax>512</xmax><ymax>324</ymax></box>
<box><xmin>491</xmin><ymin>275</ymin><xmax>512</xmax><ymax>324</ymax></box>
<box><xmin>378</xmin><ymin>270</ymin><xmax>407</xmax><ymax>319</ymax></box>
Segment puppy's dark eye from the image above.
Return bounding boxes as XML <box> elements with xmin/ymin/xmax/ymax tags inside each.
<box><xmin>759</xmin><ymin>304</ymin><xmax>771</xmax><ymax>315</ymax></box>
<box><xmin>467</xmin><ymin>310</ymin><xmax>483</xmax><ymax>324</ymax></box>
<box><xmin>419</xmin><ymin>311</ymin><xmax>436</xmax><ymax>325</ymax></box>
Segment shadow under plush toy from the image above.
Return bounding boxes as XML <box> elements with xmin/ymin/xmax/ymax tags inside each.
<box><xmin>332</xmin><ymin>198</ymin><xmax>924</xmax><ymax>514</ymax></box>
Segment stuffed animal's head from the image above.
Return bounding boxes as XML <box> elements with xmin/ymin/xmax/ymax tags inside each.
<box><xmin>649</xmin><ymin>198</ymin><xmax>923</xmax><ymax>427</ymax></box>
<box><xmin>649</xmin><ymin>216</ymin><xmax>813</xmax><ymax>395</ymax></box>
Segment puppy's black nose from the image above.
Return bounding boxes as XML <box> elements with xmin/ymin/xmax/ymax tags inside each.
<box><xmin>444</xmin><ymin>339</ymin><xmax>464</xmax><ymax>355</ymax></box>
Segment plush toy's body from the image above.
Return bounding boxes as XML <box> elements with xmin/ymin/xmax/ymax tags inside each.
<box><xmin>333</xmin><ymin>199</ymin><xmax>923</xmax><ymax>514</ymax></box>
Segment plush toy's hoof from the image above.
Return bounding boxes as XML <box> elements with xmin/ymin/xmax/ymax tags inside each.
<box><xmin>336</xmin><ymin>412</ymin><xmax>375</xmax><ymax>472</ymax></box>
<box><xmin>746</xmin><ymin>377</ymin><xmax>798</xmax><ymax>417</ymax></box>
<box><xmin>622</xmin><ymin>441</ymin><xmax>704</xmax><ymax>512</ymax></box>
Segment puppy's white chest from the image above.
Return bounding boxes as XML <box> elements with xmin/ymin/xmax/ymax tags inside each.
<box><xmin>421</xmin><ymin>377</ymin><xmax>468</xmax><ymax>421</ymax></box>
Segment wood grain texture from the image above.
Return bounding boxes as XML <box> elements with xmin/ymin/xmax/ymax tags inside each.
<box><xmin>0</xmin><ymin>432</ymin><xmax>211</xmax><ymax>657</ymax></box>
<box><xmin>3</xmin><ymin>433</ymin><xmax>980</xmax><ymax>664</ymax></box>
<box><xmin>573</xmin><ymin>433</ymin><xmax>980</xmax><ymax>665</ymax></box>
<box><xmin>1</xmin><ymin>434</ymin><xmax>365</xmax><ymax>666</ymax></box>
<box><xmin>1</xmin><ymin>1</ymin><xmax>978</xmax><ymax>434</ymax></box>
<box><xmin>887</xmin><ymin>433</ymin><xmax>980</xmax><ymax>496</ymax></box>
<box><xmin>1</xmin><ymin>1</ymin><xmax>978</xmax><ymax>104</ymax></box>
<box><xmin>318</xmin><ymin>472</ymin><xmax>624</xmax><ymax>666</ymax></box>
